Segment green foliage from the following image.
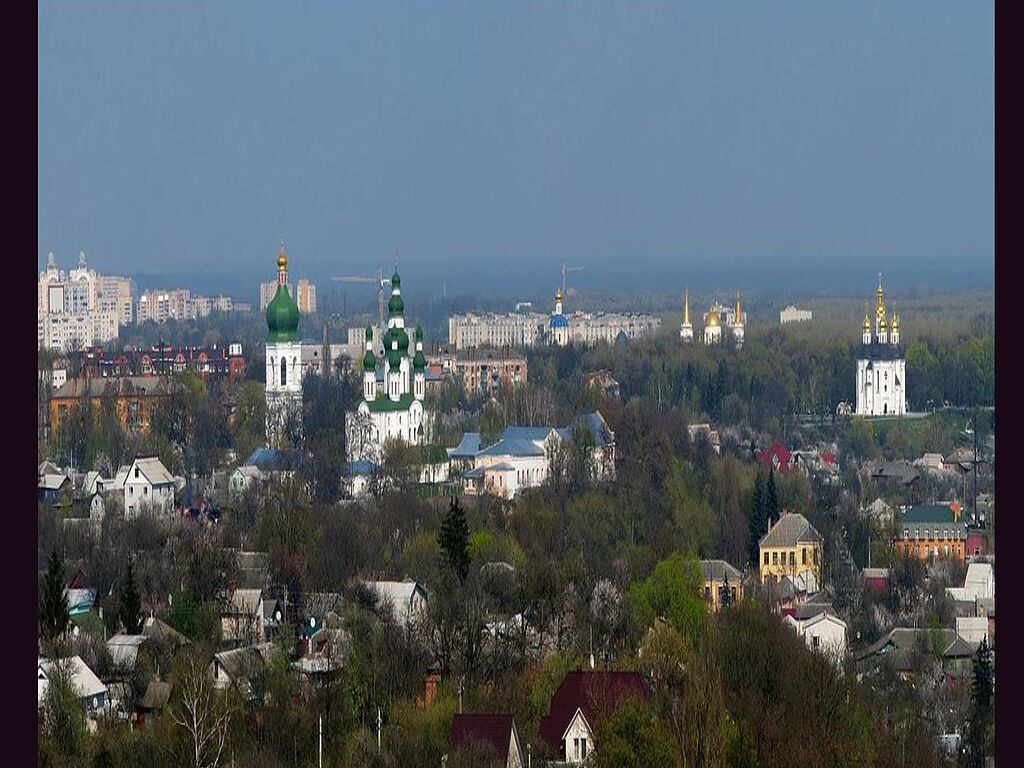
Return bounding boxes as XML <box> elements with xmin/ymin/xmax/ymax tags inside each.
<box><xmin>765</xmin><ymin>469</ymin><xmax>780</xmax><ymax>526</ymax></box>
<box><xmin>38</xmin><ymin>658</ymin><xmax>89</xmax><ymax>768</ymax></box>
<box><xmin>748</xmin><ymin>469</ymin><xmax>766</xmax><ymax>566</ymax></box>
<box><xmin>847</xmin><ymin>416</ymin><xmax>875</xmax><ymax>457</ymax></box>
<box><xmin>438</xmin><ymin>496</ymin><xmax>471</xmax><ymax>582</ymax></box>
<box><xmin>119</xmin><ymin>558</ymin><xmax>142</xmax><ymax>634</ymax></box>
<box><xmin>39</xmin><ymin>546</ymin><xmax>70</xmax><ymax>655</ymax></box>
<box><xmin>630</xmin><ymin>553</ymin><xmax>706</xmax><ymax>647</ymax></box>
<box><xmin>231</xmin><ymin>380</ymin><xmax>266</xmax><ymax>464</ymax></box>
<box><xmin>592</xmin><ymin>697</ymin><xmax>678</xmax><ymax>768</ymax></box>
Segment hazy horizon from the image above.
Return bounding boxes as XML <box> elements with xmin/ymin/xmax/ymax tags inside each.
<box><xmin>39</xmin><ymin>3</ymin><xmax>993</xmax><ymax>300</ymax></box>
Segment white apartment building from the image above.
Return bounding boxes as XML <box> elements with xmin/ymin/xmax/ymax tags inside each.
<box><xmin>38</xmin><ymin>251</ymin><xmax>125</xmax><ymax>351</ymax></box>
<box><xmin>448</xmin><ymin>312</ymin><xmax>548</xmax><ymax>350</ymax></box>
<box><xmin>780</xmin><ymin>305</ymin><xmax>812</xmax><ymax>324</ymax></box>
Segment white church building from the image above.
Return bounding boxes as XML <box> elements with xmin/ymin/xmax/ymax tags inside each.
<box><xmin>347</xmin><ymin>269</ymin><xmax>431</xmax><ymax>462</ymax></box>
<box><xmin>264</xmin><ymin>241</ymin><xmax>303</xmax><ymax>448</ymax></box>
<box><xmin>855</xmin><ymin>276</ymin><xmax>906</xmax><ymax>417</ymax></box>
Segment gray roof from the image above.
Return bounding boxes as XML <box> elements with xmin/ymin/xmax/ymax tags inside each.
<box><xmin>794</xmin><ymin>601</ymin><xmax>834</xmax><ymax>621</ymax></box>
<box><xmin>699</xmin><ymin>560</ymin><xmax>742</xmax><ymax>583</ymax></box>
<box><xmin>107</xmin><ymin>633</ymin><xmax>147</xmax><ymax>669</ymax></box>
<box><xmin>142</xmin><ymin>616</ymin><xmax>188</xmax><ymax>646</ymax></box>
<box><xmin>38</xmin><ymin>655</ymin><xmax>107</xmax><ymax>701</ymax></box>
<box><xmin>478</xmin><ymin>437</ymin><xmax>547</xmax><ymax>458</ymax></box>
<box><xmin>128</xmin><ymin>457</ymin><xmax>175</xmax><ymax>487</ymax></box>
<box><xmin>39</xmin><ymin>474</ymin><xmax>70</xmax><ymax>491</ymax></box>
<box><xmin>759</xmin><ymin>513</ymin><xmax>823</xmax><ymax>549</ymax></box>
<box><xmin>139</xmin><ymin>680</ymin><xmax>172</xmax><ymax>711</ymax></box>
<box><xmin>212</xmin><ymin>647</ymin><xmax>265</xmax><ymax>700</ymax></box>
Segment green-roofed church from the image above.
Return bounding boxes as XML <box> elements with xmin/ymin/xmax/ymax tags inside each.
<box><xmin>265</xmin><ymin>240</ymin><xmax>303</xmax><ymax>448</ymax></box>
<box><xmin>347</xmin><ymin>267</ymin><xmax>430</xmax><ymax>462</ymax></box>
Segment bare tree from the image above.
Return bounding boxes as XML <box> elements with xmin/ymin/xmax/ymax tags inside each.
<box><xmin>169</xmin><ymin>653</ymin><xmax>237</xmax><ymax>768</ymax></box>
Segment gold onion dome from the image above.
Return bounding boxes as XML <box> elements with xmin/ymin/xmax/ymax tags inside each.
<box><xmin>277</xmin><ymin>240</ymin><xmax>288</xmax><ymax>270</ymax></box>
<box><xmin>556</xmin><ymin>288</ymin><xmax>563</xmax><ymax>301</ymax></box>
<box><xmin>707</xmin><ymin>307</ymin><xmax>720</xmax><ymax>327</ymax></box>
<box><xmin>863</xmin><ymin>314</ymin><xmax>871</xmax><ymax>332</ymax></box>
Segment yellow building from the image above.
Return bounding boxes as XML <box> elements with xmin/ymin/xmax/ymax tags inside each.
<box><xmin>699</xmin><ymin>560</ymin><xmax>743</xmax><ymax>610</ymax></box>
<box><xmin>759</xmin><ymin>512</ymin><xmax>824</xmax><ymax>586</ymax></box>
<box><xmin>894</xmin><ymin>503</ymin><xmax>967</xmax><ymax>563</ymax></box>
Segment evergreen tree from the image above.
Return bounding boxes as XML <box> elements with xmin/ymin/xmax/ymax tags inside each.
<box><xmin>747</xmin><ymin>470</ymin><xmax>766</xmax><ymax>566</ymax></box>
<box><xmin>766</xmin><ymin>468</ymin><xmax>781</xmax><ymax>526</ymax></box>
<box><xmin>720</xmin><ymin>572</ymin><xmax>732</xmax><ymax>608</ymax></box>
<box><xmin>39</xmin><ymin>547</ymin><xmax>70</xmax><ymax>654</ymax></box>
<box><xmin>966</xmin><ymin>637</ymin><xmax>993</xmax><ymax>768</ymax></box>
<box><xmin>438</xmin><ymin>496</ymin><xmax>470</xmax><ymax>582</ymax></box>
<box><xmin>120</xmin><ymin>557</ymin><xmax>142</xmax><ymax>634</ymax></box>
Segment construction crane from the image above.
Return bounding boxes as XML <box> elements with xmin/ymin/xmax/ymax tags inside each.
<box><xmin>332</xmin><ymin>269</ymin><xmax>390</xmax><ymax>326</ymax></box>
<box><xmin>561</xmin><ymin>262</ymin><xmax>584</xmax><ymax>306</ymax></box>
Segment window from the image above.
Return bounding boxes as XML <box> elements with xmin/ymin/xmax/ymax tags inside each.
<box><xmin>764</xmin><ymin>552</ymin><xmax>769</xmax><ymax>565</ymax></box>
<box><xmin>144</xmin><ymin>487</ymin><xmax>148</xmax><ymax>495</ymax></box>
<box><xmin>813</xmin><ymin>635</ymin><xmax>820</xmax><ymax>648</ymax></box>
<box><xmin>580</xmin><ymin>739</ymin><xmax>587</xmax><ymax>760</ymax></box>
<box><xmin>130</xmin><ymin>487</ymin><xmax>134</xmax><ymax>495</ymax></box>
<box><xmin>789</xmin><ymin>552</ymin><xmax>795</xmax><ymax>566</ymax></box>
<box><xmin>135</xmin><ymin>467</ymin><xmax>140</xmax><ymax>478</ymax></box>
<box><xmin>281</xmin><ymin>357</ymin><xmax>287</xmax><ymax>386</ymax></box>
<box><xmin>772</xmin><ymin>552</ymin><xmax>778</xmax><ymax>565</ymax></box>
<box><xmin>802</xmin><ymin>548</ymin><xmax>807</xmax><ymax>564</ymax></box>
<box><xmin>574</xmin><ymin>738</ymin><xmax>580</xmax><ymax>760</ymax></box>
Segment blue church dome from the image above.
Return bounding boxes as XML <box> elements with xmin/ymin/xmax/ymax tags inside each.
<box><xmin>550</xmin><ymin>314</ymin><xmax>569</xmax><ymax>329</ymax></box>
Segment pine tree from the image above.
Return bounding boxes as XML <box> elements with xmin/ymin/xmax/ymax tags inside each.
<box><xmin>39</xmin><ymin>546</ymin><xmax>70</xmax><ymax>654</ymax></box>
<box><xmin>766</xmin><ymin>468</ymin><xmax>781</xmax><ymax>526</ymax></box>
<box><xmin>120</xmin><ymin>557</ymin><xmax>142</xmax><ymax>634</ymax></box>
<box><xmin>966</xmin><ymin>637</ymin><xmax>993</xmax><ymax>768</ymax></box>
<box><xmin>438</xmin><ymin>495</ymin><xmax>470</xmax><ymax>582</ymax></box>
<box><xmin>720</xmin><ymin>572</ymin><xmax>732</xmax><ymax>608</ymax></box>
<box><xmin>748</xmin><ymin>469</ymin><xmax>766</xmax><ymax>566</ymax></box>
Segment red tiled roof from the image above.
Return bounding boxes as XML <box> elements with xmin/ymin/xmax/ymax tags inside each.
<box><xmin>756</xmin><ymin>443</ymin><xmax>792</xmax><ymax>472</ymax></box>
<box><xmin>538</xmin><ymin>670</ymin><xmax>651</xmax><ymax>754</ymax></box>
<box><xmin>820</xmin><ymin>453</ymin><xmax>837</xmax><ymax>466</ymax></box>
<box><xmin>450</xmin><ymin>714</ymin><xmax>513</xmax><ymax>760</ymax></box>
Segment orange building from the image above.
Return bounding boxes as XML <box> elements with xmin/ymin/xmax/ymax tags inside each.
<box><xmin>894</xmin><ymin>503</ymin><xmax>967</xmax><ymax>563</ymax></box>
<box><xmin>49</xmin><ymin>376</ymin><xmax>176</xmax><ymax>434</ymax></box>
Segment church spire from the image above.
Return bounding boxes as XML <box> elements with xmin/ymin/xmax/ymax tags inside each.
<box><xmin>684</xmin><ymin>288</ymin><xmax>690</xmax><ymax>325</ymax></box>
<box><xmin>735</xmin><ymin>291</ymin><xmax>742</xmax><ymax>324</ymax></box>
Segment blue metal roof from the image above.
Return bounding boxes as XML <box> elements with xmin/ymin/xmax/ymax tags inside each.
<box><xmin>500</xmin><ymin>426</ymin><xmax>555</xmax><ymax>442</ymax></box>
<box><xmin>549</xmin><ymin>314</ymin><xmax>569</xmax><ymax>328</ymax></box>
<box><xmin>348</xmin><ymin>460</ymin><xmax>377</xmax><ymax>477</ymax></box>
<box><xmin>478</xmin><ymin>437</ymin><xmax>547</xmax><ymax>458</ymax></box>
<box><xmin>450</xmin><ymin>433</ymin><xmax>482</xmax><ymax>458</ymax></box>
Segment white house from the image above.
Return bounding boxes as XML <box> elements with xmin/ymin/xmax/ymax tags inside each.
<box><xmin>122</xmin><ymin>456</ymin><xmax>176</xmax><ymax>516</ymax></box>
<box><xmin>229</xmin><ymin>465</ymin><xmax>264</xmax><ymax>499</ymax></box>
<box><xmin>363</xmin><ymin>579</ymin><xmax>428</xmax><ymax>628</ymax></box>
<box><xmin>784</xmin><ymin>610</ymin><xmax>847</xmax><ymax>665</ymax></box>
<box><xmin>955</xmin><ymin>616</ymin><xmax>990</xmax><ymax>646</ymax></box>
<box><xmin>38</xmin><ymin>656</ymin><xmax>108</xmax><ymax>715</ymax></box>
<box><xmin>946</xmin><ymin>562</ymin><xmax>994</xmax><ymax>603</ymax></box>
<box><xmin>220</xmin><ymin>588</ymin><xmax>266</xmax><ymax>645</ymax></box>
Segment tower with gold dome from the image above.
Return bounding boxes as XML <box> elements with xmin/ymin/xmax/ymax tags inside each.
<box><xmin>855</xmin><ymin>274</ymin><xmax>906</xmax><ymax>416</ymax></box>
<box><xmin>549</xmin><ymin>287</ymin><xmax>570</xmax><ymax>346</ymax></box>
<box><xmin>265</xmin><ymin>240</ymin><xmax>303</xmax><ymax>447</ymax></box>
<box><xmin>679</xmin><ymin>288</ymin><xmax>693</xmax><ymax>342</ymax></box>
<box><xmin>703</xmin><ymin>303</ymin><xmax>723</xmax><ymax>345</ymax></box>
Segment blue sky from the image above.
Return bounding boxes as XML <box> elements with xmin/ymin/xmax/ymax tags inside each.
<box><xmin>38</xmin><ymin>2</ymin><xmax>993</xmax><ymax>300</ymax></box>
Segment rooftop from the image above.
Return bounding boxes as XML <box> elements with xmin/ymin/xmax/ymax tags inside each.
<box><xmin>759</xmin><ymin>513</ymin><xmax>823</xmax><ymax>549</ymax></box>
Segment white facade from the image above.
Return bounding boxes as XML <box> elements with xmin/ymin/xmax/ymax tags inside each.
<box><xmin>347</xmin><ymin>270</ymin><xmax>431</xmax><ymax>463</ymax></box>
<box><xmin>265</xmin><ymin>338</ymin><xmax>303</xmax><ymax>446</ymax></box>
<box><xmin>785</xmin><ymin>611</ymin><xmax>847</xmax><ymax>665</ymax></box>
<box><xmin>855</xmin><ymin>278</ymin><xmax>906</xmax><ymax>416</ymax></box>
<box><xmin>780</xmin><ymin>305</ymin><xmax>812</xmax><ymax>324</ymax></box>
<box><xmin>37</xmin><ymin>251</ymin><xmax>126</xmax><ymax>351</ymax></box>
<box><xmin>563</xmin><ymin>709</ymin><xmax>593</xmax><ymax>765</ymax></box>
<box><xmin>448</xmin><ymin>312</ymin><xmax>547</xmax><ymax>350</ymax></box>
<box><xmin>122</xmin><ymin>457</ymin><xmax>175</xmax><ymax>517</ymax></box>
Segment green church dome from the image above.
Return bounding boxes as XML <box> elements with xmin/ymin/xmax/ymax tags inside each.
<box><xmin>388</xmin><ymin>348</ymin><xmax>402</xmax><ymax>369</ymax></box>
<box><xmin>413</xmin><ymin>350</ymin><xmax>426</xmax><ymax>370</ymax></box>
<box><xmin>363</xmin><ymin>349</ymin><xmax>376</xmax><ymax>372</ymax></box>
<box><xmin>396</xmin><ymin>328</ymin><xmax>410</xmax><ymax>351</ymax></box>
<box><xmin>388</xmin><ymin>293</ymin><xmax>405</xmax><ymax>315</ymax></box>
<box><xmin>266</xmin><ymin>283</ymin><xmax>299</xmax><ymax>342</ymax></box>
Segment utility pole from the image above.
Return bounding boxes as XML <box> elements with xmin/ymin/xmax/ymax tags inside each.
<box><xmin>377</xmin><ymin>707</ymin><xmax>382</xmax><ymax>753</ymax></box>
<box><xmin>319</xmin><ymin>715</ymin><xmax>323</xmax><ymax>768</ymax></box>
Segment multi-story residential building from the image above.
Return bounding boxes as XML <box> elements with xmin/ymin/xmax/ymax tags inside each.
<box><xmin>38</xmin><ymin>251</ymin><xmax>128</xmax><ymax>351</ymax></box>
<box><xmin>49</xmin><ymin>376</ymin><xmax>177</xmax><ymax>435</ymax></box>
<box><xmin>780</xmin><ymin>305</ymin><xmax>812</xmax><ymax>324</ymax></box>
<box><xmin>547</xmin><ymin>288</ymin><xmax>662</xmax><ymax>347</ymax></box>
<box><xmin>426</xmin><ymin>346</ymin><xmax>527</xmax><ymax>396</ymax></box>
<box><xmin>295</xmin><ymin>278</ymin><xmax>316</xmax><ymax>315</ymax></box>
<box><xmin>894</xmin><ymin>503</ymin><xmax>968</xmax><ymax>563</ymax></box>
<box><xmin>137</xmin><ymin>288</ymin><xmax>195</xmax><ymax>324</ymax></box>
<box><xmin>448</xmin><ymin>312</ymin><xmax>548</xmax><ymax>350</ymax></box>
<box><xmin>38</xmin><ymin>310</ymin><xmax>120</xmax><ymax>353</ymax></box>
<box><xmin>758</xmin><ymin>512</ymin><xmax>824</xmax><ymax>587</ymax></box>
<box><xmin>69</xmin><ymin>343</ymin><xmax>246</xmax><ymax>381</ymax></box>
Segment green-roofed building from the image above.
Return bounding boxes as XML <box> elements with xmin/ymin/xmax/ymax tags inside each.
<box><xmin>895</xmin><ymin>503</ymin><xmax>967</xmax><ymax>563</ymax></box>
<box><xmin>348</xmin><ymin>267</ymin><xmax>433</xmax><ymax>465</ymax></box>
<box><xmin>265</xmin><ymin>241</ymin><xmax>303</xmax><ymax>449</ymax></box>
